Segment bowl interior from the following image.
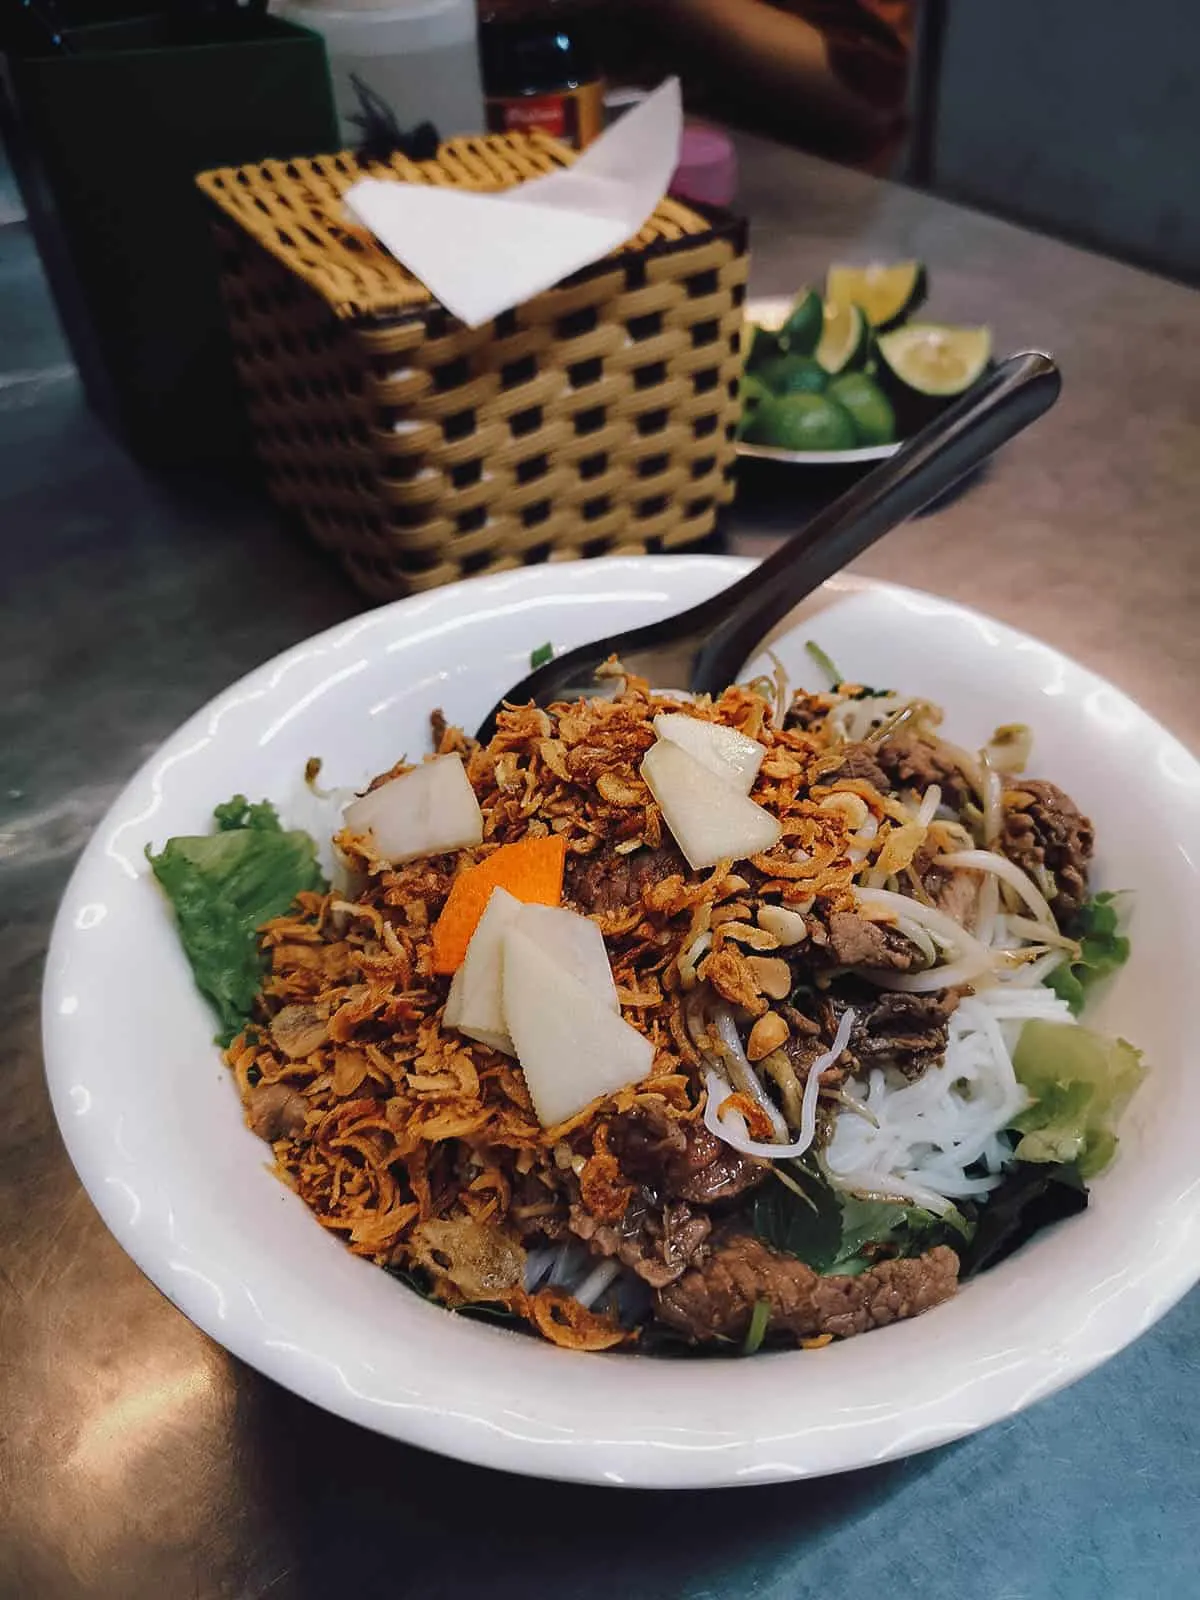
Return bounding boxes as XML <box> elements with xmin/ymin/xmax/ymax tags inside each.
<box><xmin>43</xmin><ymin>559</ymin><xmax>1200</xmax><ymax>1486</ymax></box>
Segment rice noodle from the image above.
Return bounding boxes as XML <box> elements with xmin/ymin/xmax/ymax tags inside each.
<box><xmin>704</xmin><ymin>1008</ymin><xmax>856</xmax><ymax>1160</ymax></box>
<box><xmin>824</xmin><ymin>988</ymin><xmax>1054</xmax><ymax>1211</ymax></box>
<box><xmin>934</xmin><ymin>849</ymin><xmax>1057</xmax><ymax>931</ymax></box>
<box><xmin>573</xmin><ymin>1257</ymin><xmax>623</xmax><ymax>1310</ymax></box>
<box><xmin>524</xmin><ymin>1246</ymin><xmax>559</xmax><ymax>1291</ymax></box>
<box><xmin>799</xmin><ymin>1008</ymin><xmax>856</xmax><ymax>1152</ymax></box>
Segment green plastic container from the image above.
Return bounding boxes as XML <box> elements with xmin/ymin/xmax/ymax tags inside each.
<box><xmin>0</xmin><ymin>6</ymin><xmax>338</xmax><ymax>462</ymax></box>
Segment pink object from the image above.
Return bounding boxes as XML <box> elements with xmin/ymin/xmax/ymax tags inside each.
<box><xmin>670</xmin><ymin>122</ymin><xmax>739</xmax><ymax>208</ymax></box>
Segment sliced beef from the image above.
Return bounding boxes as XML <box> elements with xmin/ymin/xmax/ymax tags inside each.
<box><xmin>932</xmin><ymin>866</ymin><xmax>980</xmax><ymax>927</ymax></box>
<box><xmin>874</xmin><ymin>732</ymin><xmax>972</xmax><ymax>806</ymax></box>
<box><xmin>784</xmin><ymin>690</ymin><xmax>834</xmax><ymax>732</ymax></box>
<box><xmin>565</xmin><ymin>842</ymin><xmax>686</xmax><ymax>917</ymax></box>
<box><xmin>820</xmin><ymin>741</ymin><xmax>891</xmax><ymax>793</ymax></box>
<box><xmin>1000</xmin><ymin>778</ymin><xmax>1094</xmax><ymax>922</ymax></box>
<box><xmin>615</xmin><ymin>1111</ymin><xmax>767</xmax><ymax>1206</ymax></box>
<box><xmin>913</xmin><ymin>843</ymin><xmax>982</xmax><ymax>928</ymax></box>
<box><xmin>656</xmin><ymin>1234</ymin><xmax>959</xmax><ymax>1342</ymax></box>
<box><xmin>783</xmin><ymin>983</ymin><xmax>959</xmax><ymax>1084</ymax></box>
<box><xmin>669</xmin><ymin>1127</ymin><xmax>769</xmax><ymax>1206</ymax></box>
<box><xmin>848</xmin><ymin>989</ymin><xmax>960</xmax><ymax>1078</ymax></box>
<box><xmin>246</xmin><ymin>1082</ymin><xmax>309</xmax><ymax>1142</ymax></box>
<box><xmin>819</xmin><ymin>909</ymin><xmax>919</xmax><ymax>971</ymax></box>
<box><xmin>569</xmin><ymin>1192</ymin><xmax>711</xmax><ymax>1289</ymax></box>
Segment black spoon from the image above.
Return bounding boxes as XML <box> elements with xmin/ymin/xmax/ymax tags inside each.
<box><xmin>475</xmin><ymin>350</ymin><xmax>1061</xmax><ymax>741</ymax></box>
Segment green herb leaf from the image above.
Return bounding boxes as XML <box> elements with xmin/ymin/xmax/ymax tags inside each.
<box><xmin>742</xmin><ymin>1297</ymin><xmax>771</xmax><ymax>1355</ymax></box>
<box><xmin>751</xmin><ymin>1169</ymin><xmax>967</xmax><ymax>1275</ymax></box>
<box><xmin>1011</xmin><ymin>1019</ymin><xmax>1145</xmax><ymax>1178</ymax></box>
<box><xmin>831</xmin><ymin>1193</ymin><xmax>970</xmax><ymax>1275</ymax></box>
<box><xmin>530</xmin><ymin>640</ymin><xmax>554</xmax><ymax>669</ymax></box>
<box><xmin>1046</xmin><ymin>891</ymin><xmax>1132</xmax><ymax>1015</ymax></box>
<box><xmin>958</xmin><ymin>1161</ymin><xmax>1087</xmax><ymax>1277</ymax></box>
<box><xmin>804</xmin><ymin>639</ymin><xmax>843</xmax><ymax>689</ymax></box>
<box><xmin>803</xmin><ymin>639</ymin><xmax>888</xmax><ymax>699</ymax></box>
<box><xmin>848</xmin><ymin>684</ymin><xmax>892</xmax><ymax>701</ymax></box>
<box><xmin>148</xmin><ymin>797</ymin><xmax>326</xmax><ymax>1045</ymax></box>
<box><xmin>212</xmin><ymin>794</ymin><xmax>284</xmax><ymax>833</ymax></box>
<box><xmin>751</xmin><ymin>1169</ymin><xmax>843</xmax><ymax>1268</ymax></box>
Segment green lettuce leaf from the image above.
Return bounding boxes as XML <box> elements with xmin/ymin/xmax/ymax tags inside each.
<box><xmin>1046</xmin><ymin>890</ymin><xmax>1131</xmax><ymax>1015</ymax></box>
<box><xmin>148</xmin><ymin>796</ymin><xmax>326</xmax><ymax>1044</ymax></box>
<box><xmin>1012</xmin><ymin>1019</ymin><xmax>1145</xmax><ymax>1179</ymax></box>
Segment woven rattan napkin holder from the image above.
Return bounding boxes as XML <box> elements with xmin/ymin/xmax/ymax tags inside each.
<box><xmin>197</xmin><ymin>132</ymin><xmax>749</xmax><ymax>599</ymax></box>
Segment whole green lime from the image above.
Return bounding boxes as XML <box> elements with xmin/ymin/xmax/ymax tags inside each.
<box><xmin>745</xmin><ymin>393</ymin><xmax>858</xmax><ymax>452</ymax></box>
<box><xmin>825</xmin><ymin>372</ymin><xmax>897</xmax><ymax>446</ymax></box>
<box><xmin>736</xmin><ymin>373</ymin><xmax>772</xmax><ymax>437</ymax></box>
<box><xmin>745</xmin><ymin>323</ymin><xmax>784</xmax><ymax>371</ymax></box>
<box><xmin>754</xmin><ymin>354</ymin><xmax>828</xmax><ymax>397</ymax></box>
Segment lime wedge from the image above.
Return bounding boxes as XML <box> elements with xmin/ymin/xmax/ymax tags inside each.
<box><xmin>815</xmin><ymin>301</ymin><xmax>870</xmax><ymax>375</ymax></box>
<box><xmin>745</xmin><ymin>322</ymin><xmax>784</xmax><ymax>371</ymax></box>
<box><xmin>743</xmin><ymin>393</ymin><xmax>857</xmax><ymax>452</ymax></box>
<box><xmin>825</xmin><ymin>372</ymin><xmax>896</xmax><ymax>446</ymax></box>
<box><xmin>780</xmin><ymin>288</ymin><xmax>824</xmax><ymax>356</ymax></box>
<box><xmin>877</xmin><ymin>324</ymin><xmax>992</xmax><ymax>397</ymax></box>
<box><xmin>826</xmin><ymin>261</ymin><xmax>927</xmax><ymax>329</ymax></box>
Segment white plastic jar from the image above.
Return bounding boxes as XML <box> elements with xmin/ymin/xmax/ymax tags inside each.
<box><xmin>276</xmin><ymin>0</ymin><xmax>485</xmax><ymax>147</ymax></box>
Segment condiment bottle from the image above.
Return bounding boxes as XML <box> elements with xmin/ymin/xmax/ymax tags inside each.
<box><xmin>478</xmin><ymin>0</ymin><xmax>604</xmax><ymax>150</ymax></box>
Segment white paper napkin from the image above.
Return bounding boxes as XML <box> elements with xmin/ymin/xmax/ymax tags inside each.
<box><xmin>342</xmin><ymin>79</ymin><xmax>684</xmax><ymax>328</ymax></box>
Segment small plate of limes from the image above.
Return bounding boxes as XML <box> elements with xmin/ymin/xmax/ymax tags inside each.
<box><xmin>738</xmin><ymin>262</ymin><xmax>992</xmax><ymax>465</ymax></box>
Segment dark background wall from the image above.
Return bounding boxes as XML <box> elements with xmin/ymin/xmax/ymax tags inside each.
<box><xmin>926</xmin><ymin>0</ymin><xmax>1200</xmax><ymax>284</ymax></box>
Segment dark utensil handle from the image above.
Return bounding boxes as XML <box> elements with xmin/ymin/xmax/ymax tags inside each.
<box><xmin>690</xmin><ymin>351</ymin><xmax>1062</xmax><ymax>692</ymax></box>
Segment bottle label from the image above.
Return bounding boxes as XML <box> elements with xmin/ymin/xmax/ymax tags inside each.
<box><xmin>486</xmin><ymin>81</ymin><xmax>605</xmax><ymax>149</ymax></box>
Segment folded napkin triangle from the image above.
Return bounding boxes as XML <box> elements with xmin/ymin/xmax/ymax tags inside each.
<box><xmin>343</xmin><ymin>78</ymin><xmax>684</xmax><ymax>328</ymax></box>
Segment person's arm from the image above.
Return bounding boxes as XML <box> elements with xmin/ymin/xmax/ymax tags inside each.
<box><xmin>653</xmin><ymin>0</ymin><xmax>898</xmax><ymax>142</ymax></box>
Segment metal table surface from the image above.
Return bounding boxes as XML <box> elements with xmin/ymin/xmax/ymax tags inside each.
<box><xmin>3</xmin><ymin>132</ymin><xmax>1199</xmax><ymax>1599</ymax></box>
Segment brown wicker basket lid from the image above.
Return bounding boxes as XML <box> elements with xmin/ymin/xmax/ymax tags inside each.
<box><xmin>197</xmin><ymin>133</ymin><xmax>712</xmax><ymax>324</ymax></box>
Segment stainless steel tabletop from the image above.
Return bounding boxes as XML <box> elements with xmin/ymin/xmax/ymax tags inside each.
<box><xmin>3</xmin><ymin>132</ymin><xmax>1199</xmax><ymax>1598</ymax></box>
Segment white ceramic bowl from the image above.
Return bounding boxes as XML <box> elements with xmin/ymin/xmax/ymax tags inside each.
<box><xmin>43</xmin><ymin>558</ymin><xmax>1200</xmax><ymax>1488</ymax></box>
